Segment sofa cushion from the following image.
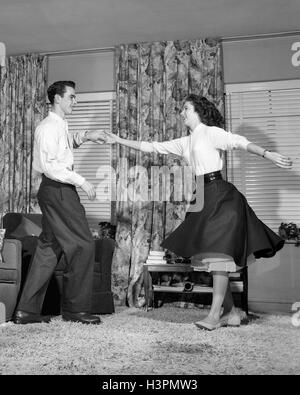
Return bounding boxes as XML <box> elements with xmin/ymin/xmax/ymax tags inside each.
<box><xmin>9</xmin><ymin>215</ymin><xmax>42</xmax><ymax>239</ymax></box>
<box><xmin>3</xmin><ymin>213</ymin><xmax>42</xmax><ymax>239</ymax></box>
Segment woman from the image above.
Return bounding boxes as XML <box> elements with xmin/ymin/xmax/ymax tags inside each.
<box><xmin>103</xmin><ymin>95</ymin><xmax>292</xmax><ymax>330</ymax></box>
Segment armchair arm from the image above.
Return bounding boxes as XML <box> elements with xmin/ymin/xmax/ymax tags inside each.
<box><xmin>0</xmin><ymin>239</ymin><xmax>23</xmax><ymax>321</ymax></box>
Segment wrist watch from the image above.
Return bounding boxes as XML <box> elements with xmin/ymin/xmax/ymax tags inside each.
<box><xmin>262</xmin><ymin>149</ymin><xmax>269</xmax><ymax>158</ymax></box>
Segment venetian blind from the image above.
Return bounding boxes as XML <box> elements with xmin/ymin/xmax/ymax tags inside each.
<box><xmin>225</xmin><ymin>80</ymin><xmax>300</xmax><ymax>233</ymax></box>
<box><xmin>67</xmin><ymin>92</ymin><xmax>115</xmax><ymax>228</ymax></box>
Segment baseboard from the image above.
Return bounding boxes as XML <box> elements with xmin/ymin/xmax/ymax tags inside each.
<box><xmin>248</xmin><ymin>300</ymin><xmax>295</xmax><ymax>315</ymax></box>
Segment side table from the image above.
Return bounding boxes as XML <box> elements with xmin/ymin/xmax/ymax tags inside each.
<box><xmin>143</xmin><ymin>263</ymin><xmax>199</xmax><ymax>310</ymax></box>
<box><xmin>143</xmin><ymin>263</ymin><xmax>248</xmax><ymax>313</ymax></box>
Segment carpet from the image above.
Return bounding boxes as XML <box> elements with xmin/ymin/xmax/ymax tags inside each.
<box><xmin>0</xmin><ymin>306</ymin><xmax>300</xmax><ymax>375</ymax></box>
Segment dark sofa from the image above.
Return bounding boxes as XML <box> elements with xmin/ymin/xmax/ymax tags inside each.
<box><xmin>2</xmin><ymin>213</ymin><xmax>115</xmax><ymax>316</ymax></box>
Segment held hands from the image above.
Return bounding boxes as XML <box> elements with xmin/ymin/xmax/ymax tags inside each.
<box><xmin>81</xmin><ymin>180</ymin><xmax>96</xmax><ymax>200</ymax></box>
<box><xmin>101</xmin><ymin>131</ymin><xmax>118</xmax><ymax>144</ymax></box>
<box><xmin>265</xmin><ymin>151</ymin><xmax>293</xmax><ymax>169</ymax></box>
<box><xmin>85</xmin><ymin>130</ymin><xmax>118</xmax><ymax>144</ymax></box>
<box><xmin>85</xmin><ymin>130</ymin><xmax>107</xmax><ymax>144</ymax></box>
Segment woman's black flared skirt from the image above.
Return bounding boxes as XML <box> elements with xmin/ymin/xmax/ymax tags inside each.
<box><xmin>161</xmin><ymin>179</ymin><xmax>284</xmax><ymax>267</ymax></box>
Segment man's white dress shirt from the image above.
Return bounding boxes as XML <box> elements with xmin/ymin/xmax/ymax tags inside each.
<box><xmin>33</xmin><ymin>112</ymin><xmax>86</xmax><ymax>187</ymax></box>
<box><xmin>140</xmin><ymin>123</ymin><xmax>251</xmax><ymax>175</ymax></box>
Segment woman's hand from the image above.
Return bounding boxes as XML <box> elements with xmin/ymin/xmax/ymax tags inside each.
<box><xmin>265</xmin><ymin>151</ymin><xmax>293</xmax><ymax>169</ymax></box>
<box><xmin>102</xmin><ymin>131</ymin><xmax>119</xmax><ymax>144</ymax></box>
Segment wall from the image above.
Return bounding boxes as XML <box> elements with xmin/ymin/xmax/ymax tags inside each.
<box><xmin>223</xmin><ymin>33</ymin><xmax>300</xmax><ymax>83</ymax></box>
<box><xmin>248</xmin><ymin>243</ymin><xmax>300</xmax><ymax>315</ymax></box>
<box><xmin>47</xmin><ymin>34</ymin><xmax>300</xmax><ymax>89</ymax></box>
<box><xmin>48</xmin><ymin>50</ymin><xmax>115</xmax><ymax>93</ymax></box>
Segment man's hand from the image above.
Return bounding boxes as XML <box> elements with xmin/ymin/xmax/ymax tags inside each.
<box><xmin>85</xmin><ymin>130</ymin><xmax>107</xmax><ymax>144</ymax></box>
<box><xmin>81</xmin><ymin>180</ymin><xmax>96</xmax><ymax>200</ymax></box>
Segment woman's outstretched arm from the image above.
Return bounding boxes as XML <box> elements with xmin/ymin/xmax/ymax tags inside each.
<box><xmin>102</xmin><ymin>131</ymin><xmax>185</xmax><ymax>156</ymax></box>
<box><xmin>102</xmin><ymin>133</ymin><xmax>143</xmax><ymax>150</ymax></box>
<box><xmin>246</xmin><ymin>143</ymin><xmax>293</xmax><ymax>169</ymax></box>
<box><xmin>210</xmin><ymin>127</ymin><xmax>293</xmax><ymax>170</ymax></box>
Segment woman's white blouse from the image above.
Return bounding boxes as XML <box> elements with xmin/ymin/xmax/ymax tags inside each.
<box><xmin>140</xmin><ymin>123</ymin><xmax>251</xmax><ymax>175</ymax></box>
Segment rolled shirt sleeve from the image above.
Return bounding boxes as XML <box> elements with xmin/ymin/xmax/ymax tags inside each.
<box><xmin>72</xmin><ymin>130</ymin><xmax>87</xmax><ymax>148</ymax></box>
<box><xmin>209</xmin><ymin>127</ymin><xmax>251</xmax><ymax>151</ymax></box>
<box><xmin>140</xmin><ymin>137</ymin><xmax>186</xmax><ymax>156</ymax></box>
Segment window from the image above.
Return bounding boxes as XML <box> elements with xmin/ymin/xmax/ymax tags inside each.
<box><xmin>225</xmin><ymin>80</ymin><xmax>300</xmax><ymax>232</ymax></box>
<box><xmin>67</xmin><ymin>92</ymin><xmax>115</xmax><ymax>229</ymax></box>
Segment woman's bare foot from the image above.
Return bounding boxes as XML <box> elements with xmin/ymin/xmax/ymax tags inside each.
<box><xmin>220</xmin><ymin>309</ymin><xmax>241</xmax><ymax>326</ymax></box>
<box><xmin>194</xmin><ymin>315</ymin><xmax>222</xmax><ymax>331</ymax></box>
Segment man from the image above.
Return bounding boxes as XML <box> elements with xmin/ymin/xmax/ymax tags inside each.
<box><xmin>14</xmin><ymin>81</ymin><xmax>107</xmax><ymax>325</ymax></box>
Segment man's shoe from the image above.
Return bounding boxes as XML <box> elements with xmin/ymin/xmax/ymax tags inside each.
<box><xmin>62</xmin><ymin>311</ymin><xmax>101</xmax><ymax>325</ymax></box>
<box><xmin>13</xmin><ymin>310</ymin><xmax>51</xmax><ymax>325</ymax></box>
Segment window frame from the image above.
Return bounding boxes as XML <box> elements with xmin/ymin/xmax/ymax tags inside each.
<box><xmin>225</xmin><ymin>79</ymin><xmax>300</xmax><ymax>234</ymax></box>
<box><xmin>68</xmin><ymin>91</ymin><xmax>115</xmax><ymax>229</ymax></box>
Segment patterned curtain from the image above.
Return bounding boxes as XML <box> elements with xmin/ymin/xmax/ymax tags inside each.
<box><xmin>0</xmin><ymin>54</ymin><xmax>48</xmax><ymax>223</ymax></box>
<box><xmin>113</xmin><ymin>38</ymin><xmax>224</xmax><ymax>306</ymax></box>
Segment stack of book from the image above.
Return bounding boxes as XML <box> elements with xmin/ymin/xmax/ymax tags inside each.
<box><xmin>145</xmin><ymin>250</ymin><xmax>167</xmax><ymax>264</ymax></box>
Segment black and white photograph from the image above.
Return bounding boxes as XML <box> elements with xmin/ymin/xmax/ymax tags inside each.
<box><xmin>0</xmin><ymin>0</ymin><xmax>300</xmax><ymax>379</ymax></box>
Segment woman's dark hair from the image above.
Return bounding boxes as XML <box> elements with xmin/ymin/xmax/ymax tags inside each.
<box><xmin>184</xmin><ymin>94</ymin><xmax>224</xmax><ymax>128</ymax></box>
<box><xmin>47</xmin><ymin>80</ymin><xmax>76</xmax><ymax>105</ymax></box>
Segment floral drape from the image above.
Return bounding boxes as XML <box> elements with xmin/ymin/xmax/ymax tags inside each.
<box><xmin>0</xmin><ymin>54</ymin><xmax>48</xmax><ymax>222</ymax></box>
<box><xmin>113</xmin><ymin>38</ymin><xmax>224</xmax><ymax>306</ymax></box>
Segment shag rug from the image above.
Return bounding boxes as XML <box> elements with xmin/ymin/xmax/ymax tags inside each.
<box><xmin>0</xmin><ymin>306</ymin><xmax>300</xmax><ymax>375</ymax></box>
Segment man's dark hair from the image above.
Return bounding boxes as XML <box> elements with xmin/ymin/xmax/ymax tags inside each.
<box><xmin>47</xmin><ymin>80</ymin><xmax>76</xmax><ymax>105</ymax></box>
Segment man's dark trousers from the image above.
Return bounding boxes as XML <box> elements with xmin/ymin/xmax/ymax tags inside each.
<box><xmin>17</xmin><ymin>175</ymin><xmax>95</xmax><ymax>314</ymax></box>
